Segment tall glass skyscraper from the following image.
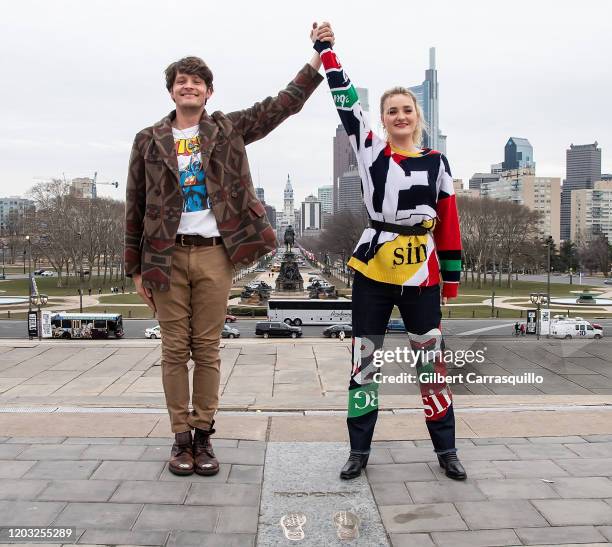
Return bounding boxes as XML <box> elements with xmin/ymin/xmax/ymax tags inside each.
<box><xmin>502</xmin><ymin>137</ymin><xmax>535</xmax><ymax>170</ymax></box>
<box><xmin>409</xmin><ymin>48</ymin><xmax>444</xmax><ymax>153</ymax></box>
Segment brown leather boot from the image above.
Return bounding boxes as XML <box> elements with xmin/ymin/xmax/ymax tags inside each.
<box><xmin>168</xmin><ymin>431</ymin><xmax>194</xmax><ymax>476</ymax></box>
<box><xmin>193</xmin><ymin>422</ymin><xmax>219</xmax><ymax>476</ymax></box>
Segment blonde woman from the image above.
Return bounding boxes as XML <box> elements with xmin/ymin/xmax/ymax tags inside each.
<box><xmin>312</xmin><ymin>23</ymin><xmax>465</xmax><ymax>481</ymax></box>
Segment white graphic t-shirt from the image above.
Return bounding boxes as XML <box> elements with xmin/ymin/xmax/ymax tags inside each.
<box><xmin>173</xmin><ymin>125</ymin><xmax>220</xmax><ymax>237</ymax></box>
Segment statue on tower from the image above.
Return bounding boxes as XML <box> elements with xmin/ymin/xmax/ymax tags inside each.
<box><xmin>284</xmin><ymin>225</ymin><xmax>295</xmax><ymax>253</ymax></box>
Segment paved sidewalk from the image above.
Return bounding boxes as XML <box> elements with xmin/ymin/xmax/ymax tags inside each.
<box><xmin>2</xmin><ymin>432</ymin><xmax>612</xmax><ymax>545</ymax></box>
<box><xmin>2</xmin><ymin>338</ymin><xmax>612</xmax><ymax>411</ymax></box>
<box><xmin>2</xmin><ymin>340</ymin><xmax>612</xmax><ymax>545</ymax></box>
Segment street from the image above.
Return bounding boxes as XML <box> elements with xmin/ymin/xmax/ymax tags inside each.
<box><xmin>3</xmin><ymin>318</ymin><xmax>612</xmax><ymax>340</ymax></box>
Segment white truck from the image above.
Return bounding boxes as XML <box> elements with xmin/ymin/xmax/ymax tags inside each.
<box><xmin>550</xmin><ymin>317</ymin><xmax>603</xmax><ymax>340</ymax></box>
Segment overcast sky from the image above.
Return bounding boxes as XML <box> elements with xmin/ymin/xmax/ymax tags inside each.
<box><xmin>1</xmin><ymin>0</ymin><xmax>610</xmax><ymax>210</ymax></box>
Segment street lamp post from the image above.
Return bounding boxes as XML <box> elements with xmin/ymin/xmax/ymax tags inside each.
<box><xmin>490</xmin><ymin>258</ymin><xmax>495</xmax><ymax>317</ymax></box>
<box><xmin>546</xmin><ymin>236</ymin><xmax>553</xmax><ymax>317</ymax></box>
<box><xmin>530</xmin><ymin>292</ymin><xmax>546</xmax><ymax>341</ymax></box>
<box><xmin>25</xmin><ymin>236</ymin><xmax>31</xmax><ymax>311</ymax></box>
<box><xmin>27</xmin><ymin>236</ymin><xmax>31</xmax><ymax>277</ymax></box>
<box><xmin>77</xmin><ymin>232</ymin><xmax>83</xmax><ymax>313</ymax></box>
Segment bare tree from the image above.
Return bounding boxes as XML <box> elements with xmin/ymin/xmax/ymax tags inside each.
<box><xmin>496</xmin><ymin>201</ymin><xmax>541</xmax><ymax>287</ymax></box>
<box><xmin>28</xmin><ymin>179</ymin><xmax>73</xmax><ymax>287</ymax></box>
<box><xmin>27</xmin><ymin>180</ymin><xmax>126</xmax><ymax>288</ymax></box>
<box><xmin>299</xmin><ymin>209</ymin><xmax>368</xmax><ymax>262</ymax></box>
<box><xmin>579</xmin><ymin>235</ymin><xmax>611</xmax><ymax>275</ymax></box>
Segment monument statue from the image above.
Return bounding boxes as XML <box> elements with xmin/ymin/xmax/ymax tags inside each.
<box><xmin>284</xmin><ymin>225</ymin><xmax>295</xmax><ymax>253</ymax></box>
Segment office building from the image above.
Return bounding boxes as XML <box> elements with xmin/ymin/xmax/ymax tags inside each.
<box><xmin>338</xmin><ymin>168</ymin><xmax>364</xmax><ymax>216</ymax></box>
<box><xmin>264</xmin><ymin>204</ymin><xmax>276</xmax><ymax>230</ymax></box>
<box><xmin>70</xmin><ymin>177</ymin><xmax>94</xmax><ymax>199</ymax></box>
<box><xmin>294</xmin><ymin>209</ymin><xmax>301</xmax><ymax>238</ymax></box>
<box><xmin>561</xmin><ymin>142</ymin><xmax>602</xmax><ymax>240</ymax></box>
<box><xmin>318</xmin><ymin>185</ymin><xmax>333</xmax><ymax>214</ymax></box>
<box><xmin>571</xmin><ymin>180</ymin><xmax>612</xmax><ymax>244</ymax></box>
<box><xmin>469</xmin><ymin>172</ymin><xmax>500</xmax><ymax>191</ymax></box>
<box><xmin>333</xmin><ymin>87</ymin><xmax>368</xmax><ymax>213</ymax></box>
<box><xmin>301</xmin><ymin>195</ymin><xmax>322</xmax><ymax>236</ymax></box>
<box><xmin>480</xmin><ymin>169</ymin><xmax>560</xmax><ymax>243</ymax></box>
<box><xmin>0</xmin><ymin>197</ymin><xmax>35</xmax><ymax>235</ymax></box>
<box><xmin>501</xmin><ymin>138</ymin><xmax>535</xmax><ymax>171</ymax></box>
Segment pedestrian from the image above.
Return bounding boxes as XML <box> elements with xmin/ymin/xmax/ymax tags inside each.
<box><xmin>98</xmin><ymin>287</ymin><xmax>102</xmax><ymax>295</ymax></box>
<box><xmin>520</xmin><ymin>323</ymin><xmax>526</xmax><ymax>336</ymax></box>
<box><xmin>514</xmin><ymin>321</ymin><xmax>520</xmax><ymax>336</ymax></box>
<box><xmin>339</xmin><ymin>329</ymin><xmax>346</xmax><ymax>341</ymax></box>
<box><xmin>125</xmin><ymin>40</ymin><xmax>326</xmax><ymax>477</ymax></box>
<box><xmin>88</xmin><ymin>287</ymin><xmax>91</xmax><ymax>297</ymax></box>
<box><xmin>313</xmin><ymin>24</ymin><xmax>465</xmax><ymax>481</ymax></box>
<box><xmin>121</xmin><ymin>285</ymin><xmax>125</xmax><ymax>294</ymax></box>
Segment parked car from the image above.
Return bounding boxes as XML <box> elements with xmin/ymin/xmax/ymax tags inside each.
<box><xmin>255</xmin><ymin>321</ymin><xmax>302</xmax><ymax>339</ymax></box>
<box><xmin>604</xmin><ymin>278</ymin><xmax>612</xmax><ymax>285</ymax></box>
<box><xmin>225</xmin><ymin>314</ymin><xmax>237</xmax><ymax>323</ymax></box>
<box><xmin>145</xmin><ymin>325</ymin><xmax>161</xmax><ymax>339</ymax></box>
<box><xmin>323</xmin><ymin>324</ymin><xmax>353</xmax><ymax>338</ymax></box>
<box><xmin>221</xmin><ymin>324</ymin><xmax>240</xmax><ymax>338</ymax></box>
<box><xmin>386</xmin><ymin>319</ymin><xmax>406</xmax><ymax>333</ymax></box>
<box><xmin>247</xmin><ymin>281</ymin><xmax>271</xmax><ymax>290</ymax></box>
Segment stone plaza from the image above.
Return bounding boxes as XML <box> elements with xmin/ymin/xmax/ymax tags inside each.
<box><xmin>1</xmin><ymin>338</ymin><xmax>612</xmax><ymax>546</ymax></box>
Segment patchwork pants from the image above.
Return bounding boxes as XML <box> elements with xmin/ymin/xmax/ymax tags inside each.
<box><xmin>348</xmin><ymin>271</ymin><xmax>456</xmax><ymax>454</ymax></box>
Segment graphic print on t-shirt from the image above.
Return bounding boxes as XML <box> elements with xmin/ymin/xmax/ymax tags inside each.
<box><xmin>174</xmin><ymin>133</ymin><xmax>211</xmax><ymax>213</ymax></box>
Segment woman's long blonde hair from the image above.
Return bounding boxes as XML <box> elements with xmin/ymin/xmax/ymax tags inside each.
<box><xmin>379</xmin><ymin>87</ymin><xmax>429</xmax><ymax>148</ymax></box>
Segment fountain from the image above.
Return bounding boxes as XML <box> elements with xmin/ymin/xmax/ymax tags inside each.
<box><xmin>549</xmin><ymin>289</ymin><xmax>612</xmax><ymax>306</ymax></box>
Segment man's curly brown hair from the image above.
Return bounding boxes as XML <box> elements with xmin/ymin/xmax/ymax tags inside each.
<box><xmin>165</xmin><ymin>56</ymin><xmax>214</xmax><ymax>93</ymax></box>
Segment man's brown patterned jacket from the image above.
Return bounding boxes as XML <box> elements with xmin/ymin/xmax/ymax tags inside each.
<box><xmin>124</xmin><ymin>64</ymin><xmax>323</xmax><ymax>291</ymax></box>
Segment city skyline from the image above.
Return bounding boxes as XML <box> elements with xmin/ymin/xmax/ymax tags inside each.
<box><xmin>1</xmin><ymin>1</ymin><xmax>610</xmax><ymax>211</ymax></box>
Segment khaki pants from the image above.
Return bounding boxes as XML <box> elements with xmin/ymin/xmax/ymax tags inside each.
<box><xmin>152</xmin><ymin>244</ymin><xmax>234</xmax><ymax>433</ymax></box>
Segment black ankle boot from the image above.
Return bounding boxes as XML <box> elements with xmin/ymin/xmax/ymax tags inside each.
<box><xmin>437</xmin><ymin>451</ymin><xmax>467</xmax><ymax>480</ymax></box>
<box><xmin>340</xmin><ymin>452</ymin><xmax>369</xmax><ymax>480</ymax></box>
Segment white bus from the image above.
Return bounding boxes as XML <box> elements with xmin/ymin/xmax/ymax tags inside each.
<box><xmin>267</xmin><ymin>299</ymin><xmax>352</xmax><ymax>326</ymax></box>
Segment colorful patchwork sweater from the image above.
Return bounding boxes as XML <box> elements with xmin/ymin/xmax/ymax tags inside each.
<box><xmin>314</xmin><ymin>41</ymin><xmax>462</xmax><ymax>297</ymax></box>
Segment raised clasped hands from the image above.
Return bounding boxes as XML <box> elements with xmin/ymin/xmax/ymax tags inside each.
<box><xmin>310</xmin><ymin>21</ymin><xmax>335</xmax><ymax>46</ymax></box>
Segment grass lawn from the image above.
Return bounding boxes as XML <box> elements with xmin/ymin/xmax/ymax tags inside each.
<box><xmin>450</xmin><ymin>295</ymin><xmax>490</xmax><ymax>304</ymax></box>
<box><xmin>457</xmin><ymin>279</ymin><xmax>601</xmax><ymax>298</ymax></box>
<box><xmin>98</xmin><ymin>294</ymin><xmax>143</xmax><ymax>304</ymax></box>
<box><xmin>0</xmin><ymin>312</ymin><xmax>28</xmax><ymax>320</ymax></box>
<box><xmin>390</xmin><ymin>305</ymin><xmax>610</xmax><ymax>319</ymax></box>
<box><xmin>1</xmin><ymin>265</ymin><xmax>31</xmax><ymax>274</ymax></box>
<box><xmin>0</xmin><ymin>276</ymin><xmax>133</xmax><ymax>296</ymax></box>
